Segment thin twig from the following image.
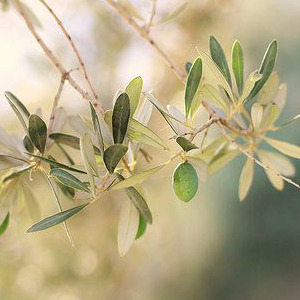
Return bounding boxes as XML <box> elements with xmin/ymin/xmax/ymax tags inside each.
<box><xmin>217</xmin><ymin>121</ymin><xmax>300</xmax><ymax>190</ymax></box>
<box><xmin>38</xmin><ymin>0</ymin><xmax>99</xmax><ymax>102</ymax></box>
<box><xmin>12</xmin><ymin>0</ymin><xmax>104</xmax><ymax>115</ymax></box>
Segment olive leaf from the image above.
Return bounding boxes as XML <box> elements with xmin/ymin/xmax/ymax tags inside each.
<box><xmin>28</xmin><ymin>114</ymin><xmax>47</xmax><ymax>154</ymax></box>
<box><xmin>251</xmin><ymin>103</ymin><xmax>263</xmax><ymax>130</ymax></box>
<box><xmin>238</xmin><ymin>158</ymin><xmax>254</xmax><ymax>201</ymax></box>
<box><xmin>50</xmin><ymin>168</ymin><xmax>91</xmax><ymax>193</ymax></box>
<box><xmin>3</xmin><ymin>165</ymin><xmax>34</xmax><ymax>183</ymax></box>
<box><xmin>90</xmin><ymin>103</ymin><xmax>104</xmax><ymax>156</ymax></box>
<box><xmin>264</xmin><ymin>137</ymin><xmax>300</xmax><ymax>159</ymax></box>
<box><xmin>185</xmin><ymin>62</ymin><xmax>192</xmax><ymax>74</ymax></box>
<box><xmin>136</xmin><ymin>214</ymin><xmax>147</xmax><ymax>239</ymax></box>
<box><xmin>23</xmin><ymin>135</ymin><xmax>34</xmax><ymax>153</ymax></box>
<box><xmin>176</xmin><ymin>137</ymin><xmax>198</xmax><ymax>152</ymax></box>
<box><xmin>246</xmin><ymin>40</ymin><xmax>278</xmax><ymax>101</ymax></box>
<box><xmin>156</xmin><ymin>2</ymin><xmax>188</xmax><ymax>25</ymax></box>
<box><xmin>27</xmin><ymin>204</ymin><xmax>88</xmax><ymax>233</ymax></box>
<box><xmin>112</xmin><ymin>93</ymin><xmax>130</xmax><ymax>144</ymax></box>
<box><xmin>118</xmin><ymin>200</ymin><xmax>139</xmax><ymax>256</ymax></box>
<box><xmin>103</xmin><ymin>144</ymin><xmax>128</xmax><ymax>173</ymax></box>
<box><xmin>5</xmin><ymin>91</ymin><xmax>30</xmax><ymax>117</ymax></box>
<box><xmin>232</xmin><ymin>40</ymin><xmax>244</xmax><ymax>95</ymax></box>
<box><xmin>185</xmin><ymin>56</ymin><xmax>202</xmax><ymax>117</ymax></box>
<box><xmin>0</xmin><ymin>212</ymin><xmax>10</xmax><ymax>236</ymax></box>
<box><xmin>125</xmin><ymin>76</ymin><xmax>143</xmax><ymax>116</ymax></box>
<box><xmin>210</xmin><ymin>36</ymin><xmax>232</xmax><ymax>87</ymax></box>
<box><xmin>116</xmin><ymin>173</ymin><xmax>152</xmax><ymax>224</ymax></box>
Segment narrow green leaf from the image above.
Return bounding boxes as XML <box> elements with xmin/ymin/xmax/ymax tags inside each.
<box><xmin>50</xmin><ymin>168</ymin><xmax>91</xmax><ymax>193</ymax></box>
<box><xmin>28</xmin><ymin>114</ymin><xmax>47</xmax><ymax>154</ymax></box>
<box><xmin>5</xmin><ymin>91</ymin><xmax>30</xmax><ymax>117</ymax></box>
<box><xmin>232</xmin><ymin>40</ymin><xmax>244</xmax><ymax>95</ymax></box>
<box><xmin>27</xmin><ymin>153</ymin><xmax>86</xmax><ymax>174</ymax></box>
<box><xmin>49</xmin><ymin>133</ymin><xmax>101</xmax><ymax>155</ymax></box>
<box><xmin>210</xmin><ymin>36</ymin><xmax>232</xmax><ymax>87</ymax></box>
<box><xmin>176</xmin><ymin>137</ymin><xmax>198</xmax><ymax>152</ymax></box>
<box><xmin>116</xmin><ymin>173</ymin><xmax>152</xmax><ymax>224</ymax></box>
<box><xmin>156</xmin><ymin>2</ymin><xmax>188</xmax><ymax>24</ymax></box>
<box><xmin>111</xmin><ymin>163</ymin><xmax>167</xmax><ymax>190</ymax></box>
<box><xmin>89</xmin><ymin>103</ymin><xmax>104</xmax><ymax>156</ymax></box>
<box><xmin>103</xmin><ymin>144</ymin><xmax>128</xmax><ymax>173</ymax></box>
<box><xmin>135</xmin><ymin>214</ymin><xmax>147</xmax><ymax>239</ymax></box>
<box><xmin>125</xmin><ymin>76</ymin><xmax>143</xmax><ymax>116</ymax></box>
<box><xmin>246</xmin><ymin>40</ymin><xmax>278</xmax><ymax>101</ymax></box>
<box><xmin>27</xmin><ymin>204</ymin><xmax>88</xmax><ymax>233</ymax></box>
<box><xmin>112</xmin><ymin>93</ymin><xmax>130</xmax><ymax>144</ymax></box>
<box><xmin>185</xmin><ymin>57</ymin><xmax>202</xmax><ymax>117</ymax></box>
<box><xmin>0</xmin><ymin>212</ymin><xmax>10</xmax><ymax>236</ymax></box>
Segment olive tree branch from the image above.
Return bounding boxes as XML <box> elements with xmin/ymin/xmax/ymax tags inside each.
<box><xmin>37</xmin><ymin>0</ymin><xmax>100</xmax><ymax>102</ymax></box>
<box><xmin>12</xmin><ymin>0</ymin><xmax>105</xmax><ymax>116</ymax></box>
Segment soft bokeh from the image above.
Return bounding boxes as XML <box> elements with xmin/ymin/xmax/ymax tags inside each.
<box><xmin>1</xmin><ymin>0</ymin><xmax>300</xmax><ymax>299</ymax></box>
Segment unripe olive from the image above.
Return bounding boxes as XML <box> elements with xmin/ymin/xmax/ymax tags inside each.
<box><xmin>172</xmin><ymin>162</ymin><xmax>198</xmax><ymax>202</ymax></box>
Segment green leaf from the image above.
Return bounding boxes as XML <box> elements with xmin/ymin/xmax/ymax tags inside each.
<box><xmin>264</xmin><ymin>137</ymin><xmax>300</xmax><ymax>159</ymax></box>
<box><xmin>90</xmin><ymin>103</ymin><xmax>104</xmax><ymax>156</ymax></box>
<box><xmin>116</xmin><ymin>174</ymin><xmax>152</xmax><ymax>224</ymax></box>
<box><xmin>118</xmin><ymin>200</ymin><xmax>139</xmax><ymax>256</ymax></box>
<box><xmin>258</xmin><ymin>71</ymin><xmax>279</xmax><ymax>105</ymax></box>
<box><xmin>251</xmin><ymin>103</ymin><xmax>263</xmax><ymax>130</ymax></box>
<box><xmin>23</xmin><ymin>135</ymin><xmax>34</xmax><ymax>153</ymax></box>
<box><xmin>156</xmin><ymin>2</ymin><xmax>188</xmax><ymax>24</ymax></box>
<box><xmin>185</xmin><ymin>57</ymin><xmax>202</xmax><ymax>117</ymax></box>
<box><xmin>28</xmin><ymin>114</ymin><xmax>47</xmax><ymax>154</ymax></box>
<box><xmin>173</xmin><ymin>162</ymin><xmax>198</xmax><ymax>202</ymax></box>
<box><xmin>5</xmin><ymin>91</ymin><xmax>30</xmax><ymax>117</ymax></box>
<box><xmin>240</xmin><ymin>70</ymin><xmax>262</xmax><ymax>101</ymax></box>
<box><xmin>246</xmin><ymin>40</ymin><xmax>278</xmax><ymax>101</ymax></box>
<box><xmin>49</xmin><ymin>133</ymin><xmax>101</xmax><ymax>155</ymax></box>
<box><xmin>238</xmin><ymin>158</ymin><xmax>254</xmax><ymax>201</ymax></box>
<box><xmin>125</xmin><ymin>76</ymin><xmax>143</xmax><ymax>116</ymax></box>
<box><xmin>232</xmin><ymin>40</ymin><xmax>244</xmax><ymax>95</ymax></box>
<box><xmin>27</xmin><ymin>153</ymin><xmax>86</xmax><ymax>174</ymax></box>
<box><xmin>185</xmin><ymin>62</ymin><xmax>192</xmax><ymax>74</ymax></box>
<box><xmin>103</xmin><ymin>144</ymin><xmax>128</xmax><ymax>173</ymax></box>
<box><xmin>50</xmin><ymin>168</ymin><xmax>91</xmax><ymax>193</ymax></box>
<box><xmin>0</xmin><ymin>212</ymin><xmax>9</xmax><ymax>236</ymax></box>
<box><xmin>27</xmin><ymin>204</ymin><xmax>88</xmax><ymax>233</ymax></box>
<box><xmin>111</xmin><ymin>163</ymin><xmax>167</xmax><ymax>190</ymax></box>
<box><xmin>210</xmin><ymin>36</ymin><xmax>232</xmax><ymax>87</ymax></box>
<box><xmin>136</xmin><ymin>214</ymin><xmax>147</xmax><ymax>239</ymax></box>
<box><xmin>112</xmin><ymin>93</ymin><xmax>130</xmax><ymax>144</ymax></box>
<box><xmin>176</xmin><ymin>137</ymin><xmax>198</xmax><ymax>152</ymax></box>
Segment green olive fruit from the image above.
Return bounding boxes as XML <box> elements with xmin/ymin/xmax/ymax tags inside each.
<box><xmin>172</xmin><ymin>162</ymin><xmax>198</xmax><ymax>202</ymax></box>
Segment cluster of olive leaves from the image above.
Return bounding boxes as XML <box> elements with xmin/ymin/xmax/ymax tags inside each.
<box><xmin>1</xmin><ymin>36</ymin><xmax>300</xmax><ymax>255</ymax></box>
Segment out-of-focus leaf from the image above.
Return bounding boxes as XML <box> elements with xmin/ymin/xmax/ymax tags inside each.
<box><xmin>264</xmin><ymin>137</ymin><xmax>300</xmax><ymax>159</ymax></box>
<box><xmin>261</xmin><ymin>103</ymin><xmax>280</xmax><ymax>128</ymax></box>
<box><xmin>167</xmin><ymin>105</ymin><xmax>187</xmax><ymax>136</ymax></box>
<box><xmin>28</xmin><ymin>114</ymin><xmax>47</xmax><ymax>154</ymax></box>
<box><xmin>112</xmin><ymin>93</ymin><xmax>130</xmax><ymax>144</ymax></box>
<box><xmin>69</xmin><ymin>115</ymin><xmax>91</xmax><ymax>136</ymax></box>
<box><xmin>257</xmin><ymin>150</ymin><xmax>295</xmax><ymax>177</ymax></box>
<box><xmin>156</xmin><ymin>2</ymin><xmax>188</xmax><ymax>24</ymax></box>
<box><xmin>3</xmin><ymin>165</ymin><xmax>33</xmax><ymax>183</ymax></box>
<box><xmin>185</xmin><ymin>62</ymin><xmax>192</xmax><ymax>74</ymax></box>
<box><xmin>232</xmin><ymin>40</ymin><xmax>244</xmax><ymax>95</ymax></box>
<box><xmin>125</xmin><ymin>76</ymin><xmax>143</xmax><ymax>117</ymax></box>
<box><xmin>197</xmin><ymin>49</ymin><xmax>234</xmax><ymax>100</ymax></box>
<box><xmin>27</xmin><ymin>204</ymin><xmax>88</xmax><ymax>233</ymax></box>
<box><xmin>185</xmin><ymin>57</ymin><xmax>202</xmax><ymax>117</ymax></box>
<box><xmin>176</xmin><ymin>137</ymin><xmax>198</xmax><ymax>152</ymax></box>
<box><xmin>246</xmin><ymin>40</ymin><xmax>278</xmax><ymax>101</ymax></box>
<box><xmin>118</xmin><ymin>0</ymin><xmax>144</xmax><ymax>20</ymax></box>
<box><xmin>80</xmin><ymin>134</ymin><xmax>97</xmax><ymax>197</ymax></box>
<box><xmin>136</xmin><ymin>214</ymin><xmax>147</xmax><ymax>239</ymax></box>
<box><xmin>51</xmin><ymin>107</ymin><xmax>67</xmax><ymax>133</ymax></box>
<box><xmin>210</xmin><ymin>36</ymin><xmax>232</xmax><ymax>87</ymax></box>
<box><xmin>0</xmin><ymin>212</ymin><xmax>9</xmax><ymax>236</ymax></box>
<box><xmin>118</xmin><ymin>200</ymin><xmax>139</xmax><ymax>256</ymax></box>
<box><xmin>22</xmin><ymin>185</ymin><xmax>41</xmax><ymax>222</ymax></box>
<box><xmin>21</xmin><ymin>1</ymin><xmax>42</xmax><ymax>28</ymax></box>
<box><xmin>279</xmin><ymin>113</ymin><xmax>300</xmax><ymax>129</ymax></box>
<box><xmin>238</xmin><ymin>158</ymin><xmax>254</xmax><ymax>201</ymax></box>
<box><xmin>27</xmin><ymin>153</ymin><xmax>86</xmax><ymax>174</ymax></box>
<box><xmin>111</xmin><ymin>163</ymin><xmax>167</xmax><ymax>190</ymax></box>
<box><xmin>49</xmin><ymin>133</ymin><xmax>101</xmax><ymax>155</ymax></box>
<box><xmin>23</xmin><ymin>135</ymin><xmax>34</xmax><ymax>153</ymax></box>
<box><xmin>103</xmin><ymin>144</ymin><xmax>128</xmax><ymax>173</ymax></box>
<box><xmin>258</xmin><ymin>71</ymin><xmax>279</xmax><ymax>105</ymax></box>
<box><xmin>257</xmin><ymin>150</ymin><xmax>283</xmax><ymax>190</ymax></box>
<box><xmin>251</xmin><ymin>103</ymin><xmax>263</xmax><ymax>130</ymax></box>
<box><xmin>273</xmin><ymin>83</ymin><xmax>287</xmax><ymax>111</ymax></box>
<box><xmin>116</xmin><ymin>174</ymin><xmax>152</xmax><ymax>224</ymax></box>
<box><xmin>50</xmin><ymin>168</ymin><xmax>91</xmax><ymax>193</ymax></box>
<box><xmin>134</xmin><ymin>98</ymin><xmax>153</xmax><ymax>126</ymax></box>
<box><xmin>241</xmin><ymin>70</ymin><xmax>262</xmax><ymax>102</ymax></box>
<box><xmin>186</xmin><ymin>156</ymin><xmax>208</xmax><ymax>183</ymax></box>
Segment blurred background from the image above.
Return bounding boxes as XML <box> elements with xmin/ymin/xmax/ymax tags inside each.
<box><xmin>1</xmin><ymin>0</ymin><xmax>300</xmax><ymax>299</ymax></box>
